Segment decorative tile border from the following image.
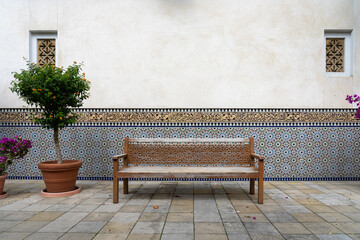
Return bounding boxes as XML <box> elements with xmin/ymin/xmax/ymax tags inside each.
<box><xmin>0</xmin><ymin>108</ymin><xmax>359</xmax><ymax>124</ymax></box>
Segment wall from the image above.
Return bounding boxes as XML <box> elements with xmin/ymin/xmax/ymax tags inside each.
<box><xmin>1</xmin><ymin>1</ymin><xmax>359</xmax><ymax>180</ymax></box>
<box><xmin>0</xmin><ymin>0</ymin><xmax>359</xmax><ymax>108</ymax></box>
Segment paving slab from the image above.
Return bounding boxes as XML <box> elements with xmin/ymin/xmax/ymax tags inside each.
<box><xmin>264</xmin><ymin>212</ymin><xmax>298</xmax><ymax>223</ymax></box>
<box><xmin>332</xmin><ymin>222</ymin><xmax>360</xmax><ymax>234</ymax></box>
<box><xmin>92</xmin><ymin>233</ymin><xmax>127</xmax><ymax>240</ymax></box>
<box><xmin>342</xmin><ymin>212</ymin><xmax>360</xmax><ymax>221</ymax></box>
<box><xmin>144</xmin><ymin>204</ymin><xmax>170</xmax><ymax>213</ymax></box>
<box><xmin>317</xmin><ymin>212</ymin><xmax>354</xmax><ymax>222</ymax></box>
<box><xmin>171</xmin><ymin>199</ymin><xmax>193</xmax><ymax>206</ymax></box>
<box><xmin>119</xmin><ymin>205</ymin><xmax>146</xmax><ymax>213</ymax></box>
<box><xmin>8</xmin><ymin>220</ymin><xmax>49</xmax><ymax>233</ymax></box>
<box><xmin>24</xmin><ymin>232</ymin><xmax>64</xmax><ymax>240</ymax></box>
<box><xmin>330</xmin><ymin>205</ymin><xmax>360</xmax><ymax>213</ymax></box>
<box><xmin>257</xmin><ymin>204</ymin><xmax>285</xmax><ymax>213</ymax></box>
<box><xmin>273</xmin><ymin>222</ymin><xmax>312</xmax><ymax>235</ymax></box>
<box><xmin>195</xmin><ymin>234</ymin><xmax>228</xmax><ymax>240</ymax></box>
<box><xmin>99</xmin><ymin>222</ymin><xmax>135</xmax><ymax>234</ymax></box>
<box><xmin>69</xmin><ymin>221</ymin><xmax>107</xmax><ymax>233</ymax></box>
<box><xmin>0</xmin><ymin>203</ymin><xmax>29</xmax><ymax>211</ymax></box>
<box><xmin>303</xmin><ymin>204</ymin><xmax>336</xmax><ymax>213</ymax></box>
<box><xmin>139</xmin><ymin>213</ymin><xmax>167</xmax><ymax>222</ymax></box>
<box><xmin>28</xmin><ymin>211</ymin><xmax>64</xmax><ymax>221</ymax></box>
<box><xmin>110</xmin><ymin>212</ymin><xmax>142</xmax><ymax>223</ymax></box>
<box><xmin>0</xmin><ymin>220</ymin><xmax>22</xmax><ymax>231</ymax></box>
<box><xmin>282</xmin><ymin>205</ymin><xmax>311</xmax><ymax>213</ymax></box>
<box><xmin>58</xmin><ymin>233</ymin><xmax>96</xmax><ymax>240</ymax></box>
<box><xmin>169</xmin><ymin>204</ymin><xmax>194</xmax><ymax>212</ymax></box>
<box><xmin>194</xmin><ymin>209</ymin><xmax>222</xmax><ymax>222</ymax></box>
<box><xmin>316</xmin><ymin>234</ymin><xmax>353</xmax><ymax>240</ymax></box>
<box><xmin>69</xmin><ymin>204</ymin><xmax>100</xmax><ymax>212</ymax></box>
<box><xmin>131</xmin><ymin>221</ymin><xmax>165</xmax><ymax>234</ymax></box>
<box><xmin>218</xmin><ymin>210</ymin><xmax>241</xmax><ymax>223</ymax></box>
<box><xmin>234</xmin><ymin>204</ymin><xmax>261</xmax><ymax>213</ymax></box>
<box><xmin>282</xmin><ymin>235</ymin><xmax>318</xmax><ymax>240</ymax></box>
<box><xmin>81</xmin><ymin>198</ymin><xmax>107</xmax><ymax>205</ymax></box>
<box><xmin>2</xmin><ymin>211</ymin><xmax>38</xmax><ymax>221</ymax></box>
<box><xmin>245</xmin><ymin>232</ymin><xmax>285</xmax><ymax>240</ymax></box>
<box><xmin>82</xmin><ymin>212</ymin><xmax>114</xmax><ymax>222</ymax></box>
<box><xmin>195</xmin><ymin>222</ymin><xmax>225</xmax><ymax>234</ymax></box>
<box><xmin>126</xmin><ymin>199</ymin><xmax>150</xmax><ymax>206</ymax></box>
<box><xmin>239</xmin><ymin>213</ymin><xmax>269</xmax><ymax>222</ymax></box>
<box><xmin>223</xmin><ymin>222</ymin><xmax>248</xmax><ymax>235</ymax></box>
<box><xmin>127</xmin><ymin>233</ymin><xmax>161</xmax><ymax>240</ymax></box>
<box><xmin>0</xmin><ymin>232</ymin><xmax>31</xmax><ymax>240</ymax></box>
<box><xmin>292</xmin><ymin>212</ymin><xmax>325</xmax><ymax>222</ymax></box>
<box><xmin>55</xmin><ymin>212</ymin><xmax>89</xmax><ymax>223</ymax></box>
<box><xmin>227</xmin><ymin>234</ymin><xmax>252</xmax><ymax>240</ymax></box>
<box><xmin>310</xmin><ymin>194</ymin><xmax>353</xmax><ymax>205</ymax></box>
<box><xmin>0</xmin><ymin>211</ymin><xmax>13</xmax><ymax>218</ymax></box>
<box><xmin>161</xmin><ymin>233</ymin><xmax>194</xmax><ymax>240</ymax></box>
<box><xmin>148</xmin><ymin>199</ymin><xmax>172</xmax><ymax>206</ymax></box>
<box><xmin>44</xmin><ymin>204</ymin><xmax>75</xmax><ymax>212</ymax></box>
<box><xmin>303</xmin><ymin>222</ymin><xmax>342</xmax><ymax>234</ymax></box>
<box><xmin>94</xmin><ymin>203</ymin><xmax>124</xmax><ymax>212</ymax></box>
<box><xmin>163</xmin><ymin>222</ymin><xmax>194</xmax><ymax>234</ymax></box>
<box><xmin>244</xmin><ymin>222</ymin><xmax>282</xmax><ymax>235</ymax></box>
<box><xmin>37</xmin><ymin>220</ymin><xmax>79</xmax><ymax>233</ymax></box>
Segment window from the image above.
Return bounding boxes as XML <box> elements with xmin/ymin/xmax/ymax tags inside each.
<box><xmin>30</xmin><ymin>32</ymin><xmax>57</xmax><ymax>66</ymax></box>
<box><xmin>324</xmin><ymin>30</ymin><xmax>352</xmax><ymax>77</ymax></box>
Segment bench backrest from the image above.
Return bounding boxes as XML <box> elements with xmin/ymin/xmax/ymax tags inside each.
<box><xmin>124</xmin><ymin>137</ymin><xmax>254</xmax><ymax>166</ymax></box>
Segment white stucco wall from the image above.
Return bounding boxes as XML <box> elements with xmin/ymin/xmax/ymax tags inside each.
<box><xmin>0</xmin><ymin>0</ymin><xmax>359</xmax><ymax>108</ymax></box>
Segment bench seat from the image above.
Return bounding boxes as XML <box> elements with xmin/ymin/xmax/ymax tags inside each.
<box><xmin>117</xmin><ymin>166</ymin><xmax>260</xmax><ymax>178</ymax></box>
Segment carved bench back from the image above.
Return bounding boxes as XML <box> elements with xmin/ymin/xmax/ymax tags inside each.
<box><xmin>124</xmin><ymin>137</ymin><xmax>254</xmax><ymax>166</ymax></box>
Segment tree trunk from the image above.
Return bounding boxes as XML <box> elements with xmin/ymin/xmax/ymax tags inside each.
<box><xmin>54</xmin><ymin>127</ymin><xmax>63</xmax><ymax>164</ymax></box>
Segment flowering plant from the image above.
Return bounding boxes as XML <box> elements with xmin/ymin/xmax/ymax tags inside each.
<box><xmin>346</xmin><ymin>94</ymin><xmax>360</xmax><ymax>120</ymax></box>
<box><xmin>0</xmin><ymin>136</ymin><xmax>32</xmax><ymax>176</ymax></box>
<box><xmin>10</xmin><ymin>61</ymin><xmax>90</xmax><ymax>164</ymax></box>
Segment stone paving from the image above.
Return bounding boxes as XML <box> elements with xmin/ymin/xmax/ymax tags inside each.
<box><xmin>0</xmin><ymin>180</ymin><xmax>360</xmax><ymax>240</ymax></box>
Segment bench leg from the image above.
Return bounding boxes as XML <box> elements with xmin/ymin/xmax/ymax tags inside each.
<box><xmin>258</xmin><ymin>177</ymin><xmax>263</xmax><ymax>204</ymax></box>
<box><xmin>113</xmin><ymin>176</ymin><xmax>119</xmax><ymax>203</ymax></box>
<box><xmin>250</xmin><ymin>179</ymin><xmax>255</xmax><ymax>195</ymax></box>
<box><xmin>123</xmin><ymin>178</ymin><xmax>129</xmax><ymax>194</ymax></box>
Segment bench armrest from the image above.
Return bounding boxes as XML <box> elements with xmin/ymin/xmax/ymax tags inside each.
<box><xmin>112</xmin><ymin>154</ymin><xmax>127</xmax><ymax>161</ymax></box>
<box><xmin>250</xmin><ymin>153</ymin><xmax>264</xmax><ymax>174</ymax></box>
<box><xmin>113</xmin><ymin>154</ymin><xmax>127</xmax><ymax>169</ymax></box>
<box><xmin>251</xmin><ymin>153</ymin><xmax>264</xmax><ymax>161</ymax></box>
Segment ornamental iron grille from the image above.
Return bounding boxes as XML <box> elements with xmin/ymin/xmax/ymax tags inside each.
<box><xmin>326</xmin><ymin>38</ymin><xmax>345</xmax><ymax>72</ymax></box>
<box><xmin>37</xmin><ymin>39</ymin><xmax>56</xmax><ymax>66</ymax></box>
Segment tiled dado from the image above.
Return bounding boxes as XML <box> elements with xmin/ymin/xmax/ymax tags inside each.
<box><xmin>0</xmin><ymin>108</ymin><xmax>359</xmax><ymax>180</ymax></box>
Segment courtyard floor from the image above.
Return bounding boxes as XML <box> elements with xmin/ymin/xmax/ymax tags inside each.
<box><xmin>0</xmin><ymin>180</ymin><xmax>359</xmax><ymax>240</ymax></box>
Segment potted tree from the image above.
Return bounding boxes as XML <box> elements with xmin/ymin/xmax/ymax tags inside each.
<box><xmin>10</xmin><ymin>61</ymin><xmax>90</xmax><ymax>196</ymax></box>
<box><xmin>0</xmin><ymin>136</ymin><xmax>32</xmax><ymax>199</ymax></box>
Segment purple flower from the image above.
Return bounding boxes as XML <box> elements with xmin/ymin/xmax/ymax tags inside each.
<box><xmin>0</xmin><ymin>156</ymin><xmax>7</xmax><ymax>163</ymax></box>
<box><xmin>347</xmin><ymin>94</ymin><xmax>360</xmax><ymax>120</ymax></box>
<box><xmin>0</xmin><ymin>136</ymin><xmax>32</xmax><ymax>175</ymax></box>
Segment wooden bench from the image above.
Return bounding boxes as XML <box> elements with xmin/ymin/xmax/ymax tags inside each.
<box><xmin>112</xmin><ymin>137</ymin><xmax>265</xmax><ymax>204</ymax></box>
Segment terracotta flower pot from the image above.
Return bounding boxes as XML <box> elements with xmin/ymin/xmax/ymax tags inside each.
<box><xmin>0</xmin><ymin>173</ymin><xmax>8</xmax><ymax>199</ymax></box>
<box><xmin>38</xmin><ymin>160</ymin><xmax>82</xmax><ymax>193</ymax></box>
